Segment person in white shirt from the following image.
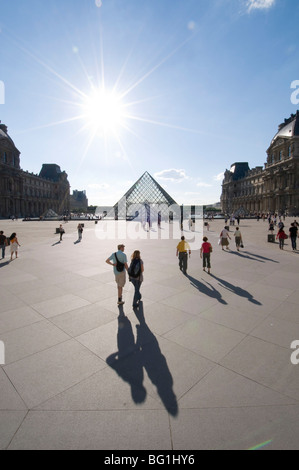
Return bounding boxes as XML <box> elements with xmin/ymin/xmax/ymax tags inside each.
<box><xmin>220</xmin><ymin>227</ymin><xmax>231</xmax><ymax>251</ymax></box>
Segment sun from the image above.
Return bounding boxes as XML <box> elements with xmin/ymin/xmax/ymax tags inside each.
<box><xmin>82</xmin><ymin>87</ymin><xmax>125</xmax><ymax>135</ymax></box>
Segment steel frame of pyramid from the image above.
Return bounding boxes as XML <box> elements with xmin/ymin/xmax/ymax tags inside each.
<box><xmin>113</xmin><ymin>172</ymin><xmax>178</xmax><ymax>219</ymax></box>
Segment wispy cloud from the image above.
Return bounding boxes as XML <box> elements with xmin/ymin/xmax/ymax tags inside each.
<box><xmin>246</xmin><ymin>0</ymin><xmax>276</xmax><ymax>12</ymax></box>
<box><xmin>155</xmin><ymin>169</ymin><xmax>188</xmax><ymax>182</ymax></box>
<box><xmin>197</xmin><ymin>182</ymin><xmax>212</xmax><ymax>188</ymax></box>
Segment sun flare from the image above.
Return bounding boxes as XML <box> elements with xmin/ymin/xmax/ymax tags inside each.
<box><xmin>82</xmin><ymin>88</ymin><xmax>125</xmax><ymax>135</ymax></box>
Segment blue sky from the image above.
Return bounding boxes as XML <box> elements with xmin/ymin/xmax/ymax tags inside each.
<box><xmin>0</xmin><ymin>0</ymin><xmax>298</xmax><ymax>206</ymax></box>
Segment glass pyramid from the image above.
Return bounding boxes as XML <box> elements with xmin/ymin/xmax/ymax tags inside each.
<box><xmin>113</xmin><ymin>171</ymin><xmax>178</xmax><ymax>219</ymax></box>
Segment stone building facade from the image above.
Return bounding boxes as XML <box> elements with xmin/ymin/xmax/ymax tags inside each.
<box><xmin>0</xmin><ymin>123</ymin><xmax>70</xmax><ymax>218</ymax></box>
<box><xmin>70</xmin><ymin>190</ymin><xmax>89</xmax><ymax>211</ymax></box>
<box><xmin>221</xmin><ymin>111</ymin><xmax>299</xmax><ymax>216</ymax></box>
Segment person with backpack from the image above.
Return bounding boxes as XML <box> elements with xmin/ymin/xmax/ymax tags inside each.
<box><xmin>106</xmin><ymin>244</ymin><xmax>128</xmax><ymax>305</ymax></box>
<box><xmin>128</xmin><ymin>250</ymin><xmax>144</xmax><ymax>309</ymax></box>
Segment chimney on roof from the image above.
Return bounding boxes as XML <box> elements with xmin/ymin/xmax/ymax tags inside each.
<box><xmin>0</xmin><ymin>122</ymin><xmax>8</xmax><ymax>133</ymax></box>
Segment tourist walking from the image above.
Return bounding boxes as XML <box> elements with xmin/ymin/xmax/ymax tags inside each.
<box><xmin>269</xmin><ymin>221</ymin><xmax>275</xmax><ymax>233</ymax></box>
<box><xmin>9</xmin><ymin>233</ymin><xmax>21</xmax><ymax>260</ymax></box>
<box><xmin>77</xmin><ymin>224</ymin><xmax>83</xmax><ymax>241</ymax></box>
<box><xmin>233</xmin><ymin>227</ymin><xmax>243</xmax><ymax>251</ymax></box>
<box><xmin>59</xmin><ymin>224</ymin><xmax>65</xmax><ymax>242</ymax></box>
<box><xmin>289</xmin><ymin>223</ymin><xmax>298</xmax><ymax>251</ymax></box>
<box><xmin>0</xmin><ymin>231</ymin><xmax>8</xmax><ymax>259</ymax></box>
<box><xmin>176</xmin><ymin>236</ymin><xmax>191</xmax><ymax>274</ymax></box>
<box><xmin>158</xmin><ymin>212</ymin><xmax>162</xmax><ymax>229</ymax></box>
<box><xmin>106</xmin><ymin>244</ymin><xmax>128</xmax><ymax>305</ymax></box>
<box><xmin>200</xmin><ymin>237</ymin><xmax>212</xmax><ymax>274</ymax></box>
<box><xmin>128</xmin><ymin>250</ymin><xmax>144</xmax><ymax>309</ymax></box>
<box><xmin>219</xmin><ymin>227</ymin><xmax>231</xmax><ymax>250</ymax></box>
<box><xmin>276</xmin><ymin>227</ymin><xmax>287</xmax><ymax>250</ymax></box>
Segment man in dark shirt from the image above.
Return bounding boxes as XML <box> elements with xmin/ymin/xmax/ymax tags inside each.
<box><xmin>0</xmin><ymin>231</ymin><xmax>7</xmax><ymax>259</ymax></box>
<box><xmin>289</xmin><ymin>223</ymin><xmax>298</xmax><ymax>251</ymax></box>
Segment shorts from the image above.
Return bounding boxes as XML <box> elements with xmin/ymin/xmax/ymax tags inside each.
<box><xmin>115</xmin><ymin>270</ymin><xmax>126</xmax><ymax>288</ymax></box>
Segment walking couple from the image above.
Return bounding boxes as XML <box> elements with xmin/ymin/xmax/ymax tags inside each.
<box><xmin>106</xmin><ymin>244</ymin><xmax>144</xmax><ymax>308</ymax></box>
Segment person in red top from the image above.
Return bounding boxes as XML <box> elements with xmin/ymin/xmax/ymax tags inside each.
<box><xmin>276</xmin><ymin>228</ymin><xmax>287</xmax><ymax>250</ymax></box>
<box><xmin>200</xmin><ymin>237</ymin><xmax>212</xmax><ymax>274</ymax></box>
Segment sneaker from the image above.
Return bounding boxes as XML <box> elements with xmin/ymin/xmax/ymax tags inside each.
<box><xmin>117</xmin><ymin>300</ymin><xmax>125</xmax><ymax>305</ymax></box>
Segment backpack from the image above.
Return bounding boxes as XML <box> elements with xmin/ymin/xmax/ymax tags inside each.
<box><xmin>115</xmin><ymin>253</ymin><xmax>125</xmax><ymax>272</ymax></box>
<box><xmin>128</xmin><ymin>258</ymin><xmax>141</xmax><ymax>278</ymax></box>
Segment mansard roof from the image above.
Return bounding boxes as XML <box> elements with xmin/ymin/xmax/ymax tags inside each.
<box><xmin>271</xmin><ymin>110</ymin><xmax>299</xmax><ymax>145</ymax></box>
<box><xmin>0</xmin><ymin>123</ymin><xmax>20</xmax><ymax>152</ymax></box>
<box><xmin>39</xmin><ymin>164</ymin><xmax>67</xmax><ymax>182</ymax></box>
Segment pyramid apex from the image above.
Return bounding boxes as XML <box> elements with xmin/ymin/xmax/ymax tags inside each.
<box><xmin>113</xmin><ymin>171</ymin><xmax>178</xmax><ymax>218</ymax></box>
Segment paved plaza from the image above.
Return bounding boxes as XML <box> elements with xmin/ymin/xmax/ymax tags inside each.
<box><xmin>0</xmin><ymin>217</ymin><xmax>299</xmax><ymax>450</ymax></box>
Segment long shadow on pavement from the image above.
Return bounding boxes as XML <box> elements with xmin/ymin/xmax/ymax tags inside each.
<box><xmin>106</xmin><ymin>303</ymin><xmax>178</xmax><ymax>417</ymax></box>
<box><xmin>243</xmin><ymin>251</ymin><xmax>279</xmax><ymax>263</ymax></box>
<box><xmin>228</xmin><ymin>250</ymin><xmax>279</xmax><ymax>263</ymax></box>
<box><xmin>0</xmin><ymin>260</ymin><xmax>10</xmax><ymax>268</ymax></box>
<box><xmin>186</xmin><ymin>274</ymin><xmax>228</xmax><ymax>305</ymax></box>
<box><xmin>209</xmin><ymin>274</ymin><xmax>262</xmax><ymax>306</ymax></box>
<box><xmin>228</xmin><ymin>251</ymin><xmax>265</xmax><ymax>262</ymax></box>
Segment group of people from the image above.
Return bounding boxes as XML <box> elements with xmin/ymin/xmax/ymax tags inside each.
<box><xmin>57</xmin><ymin>223</ymin><xmax>84</xmax><ymax>242</ymax></box>
<box><xmin>0</xmin><ymin>232</ymin><xmax>21</xmax><ymax>260</ymax></box>
<box><xmin>275</xmin><ymin>221</ymin><xmax>298</xmax><ymax>250</ymax></box>
<box><xmin>106</xmin><ymin>219</ymin><xmax>298</xmax><ymax>308</ymax></box>
<box><xmin>106</xmin><ymin>236</ymin><xmax>213</xmax><ymax>308</ymax></box>
<box><xmin>219</xmin><ymin>226</ymin><xmax>243</xmax><ymax>251</ymax></box>
<box><xmin>106</xmin><ymin>245</ymin><xmax>144</xmax><ymax>308</ymax></box>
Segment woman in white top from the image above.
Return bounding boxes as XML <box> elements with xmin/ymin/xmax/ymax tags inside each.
<box><xmin>9</xmin><ymin>233</ymin><xmax>21</xmax><ymax>260</ymax></box>
<box><xmin>220</xmin><ymin>227</ymin><xmax>231</xmax><ymax>250</ymax></box>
